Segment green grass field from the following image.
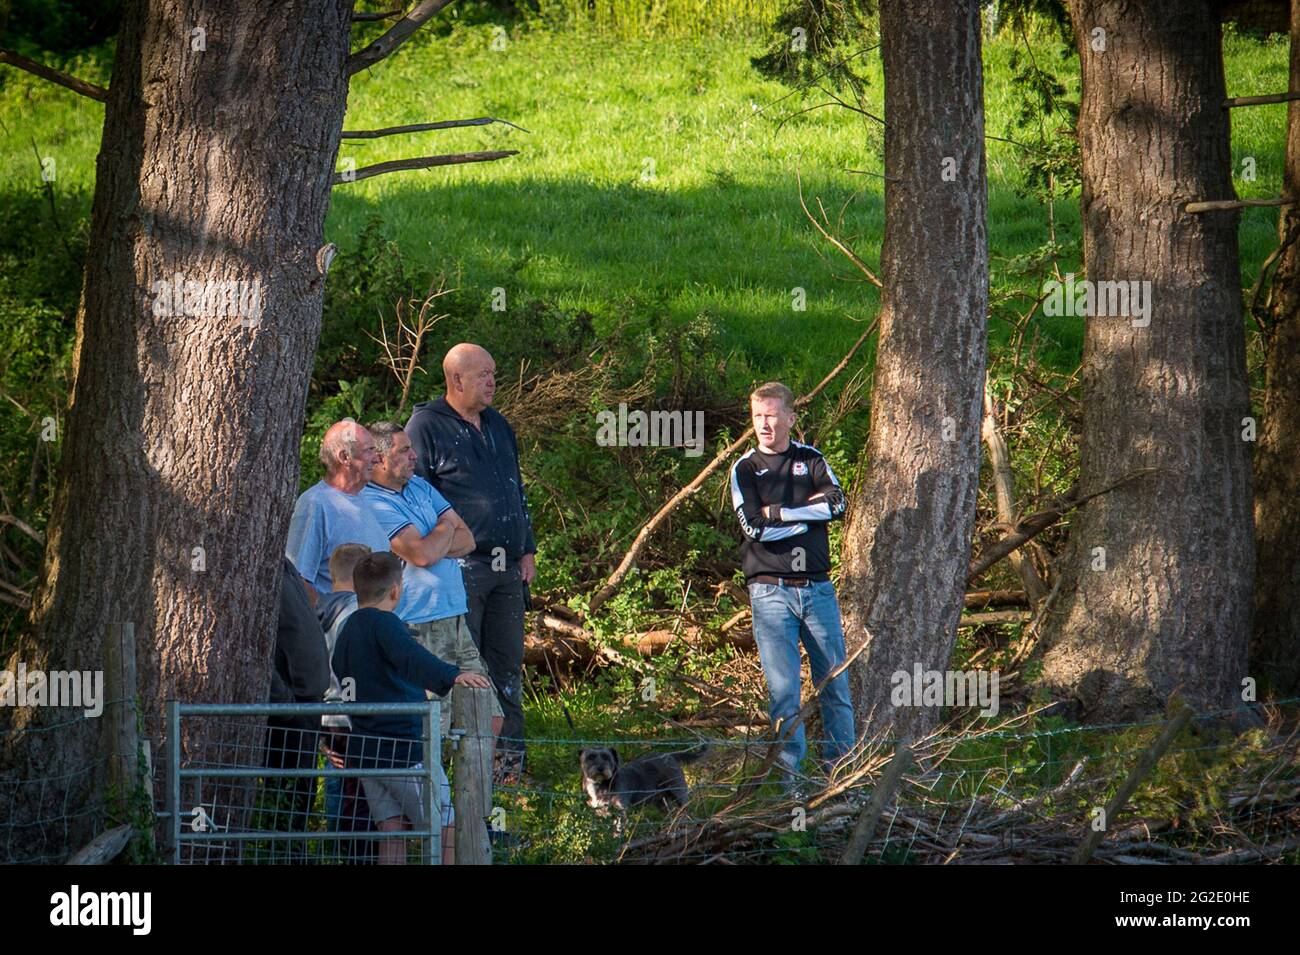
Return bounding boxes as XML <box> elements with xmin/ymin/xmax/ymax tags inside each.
<box><xmin>2</xmin><ymin>19</ymin><xmax>1288</xmax><ymax>388</ymax></box>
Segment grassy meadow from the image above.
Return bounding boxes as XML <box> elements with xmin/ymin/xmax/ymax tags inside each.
<box><xmin>4</xmin><ymin>18</ymin><xmax>1289</xmax><ymax>386</ymax></box>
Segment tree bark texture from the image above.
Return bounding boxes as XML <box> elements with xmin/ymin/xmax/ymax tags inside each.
<box><xmin>1</xmin><ymin>0</ymin><xmax>353</xmax><ymax>859</ymax></box>
<box><xmin>1252</xmin><ymin>0</ymin><xmax>1300</xmax><ymax>697</ymax></box>
<box><xmin>1037</xmin><ymin>0</ymin><xmax>1253</xmax><ymax>722</ymax></box>
<box><xmin>839</xmin><ymin>0</ymin><xmax>990</xmax><ymax>740</ymax></box>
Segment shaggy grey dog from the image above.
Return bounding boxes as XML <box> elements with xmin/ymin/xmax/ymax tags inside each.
<box><xmin>579</xmin><ymin>745</ymin><xmax>706</xmax><ymax>820</ymax></box>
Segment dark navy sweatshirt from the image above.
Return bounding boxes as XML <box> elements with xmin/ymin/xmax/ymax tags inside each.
<box><xmin>331</xmin><ymin>607</ymin><xmax>460</xmax><ymax>766</ymax></box>
<box><xmin>405</xmin><ymin>396</ymin><xmax>536</xmax><ymax>563</ymax></box>
<box><xmin>728</xmin><ymin>440</ymin><xmax>846</xmax><ymax>581</ymax></box>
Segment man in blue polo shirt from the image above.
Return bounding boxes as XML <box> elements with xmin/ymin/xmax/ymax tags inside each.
<box><xmin>287</xmin><ymin>419</ymin><xmax>403</xmax><ymax>608</ymax></box>
<box><xmin>361</xmin><ymin>421</ymin><xmax>503</xmax><ymax>738</ymax></box>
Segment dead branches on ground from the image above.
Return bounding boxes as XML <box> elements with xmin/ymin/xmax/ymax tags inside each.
<box><xmin>585</xmin><ymin>316</ymin><xmax>880</xmax><ymax>616</ymax></box>
<box><xmin>620</xmin><ymin>711</ymin><xmax>1300</xmax><ymax>865</ymax></box>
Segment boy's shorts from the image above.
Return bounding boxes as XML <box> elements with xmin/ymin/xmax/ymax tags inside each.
<box><xmin>409</xmin><ymin>614</ymin><xmax>504</xmax><ymax>735</ymax></box>
<box><xmin>362</xmin><ymin>761</ymin><xmax>454</xmax><ymax>829</ymax></box>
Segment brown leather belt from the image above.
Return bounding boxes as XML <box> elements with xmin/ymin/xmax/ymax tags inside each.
<box><xmin>752</xmin><ymin>575</ymin><xmax>815</xmax><ymax>587</ymax></box>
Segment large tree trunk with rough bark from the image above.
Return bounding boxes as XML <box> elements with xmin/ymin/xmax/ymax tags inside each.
<box><xmin>1253</xmin><ymin>0</ymin><xmax>1300</xmax><ymax>697</ymax></box>
<box><xmin>839</xmin><ymin>0</ymin><xmax>989</xmax><ymax>740</ymax></box>
<box><xmin>0</xmin><ymin>0</ymin><xmax>352</xmax><ymax>859</ymax></box>
<box><xmin>1036</xmin><ymin>0</ymin><xmax>1253</xmax><ymax>722</ymax></box>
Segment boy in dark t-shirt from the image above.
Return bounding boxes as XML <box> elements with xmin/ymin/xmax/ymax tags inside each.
<box><xmin>332</xmin><ymin>552</ymin><xmax>490</xmax><ymax>865</ymax></box>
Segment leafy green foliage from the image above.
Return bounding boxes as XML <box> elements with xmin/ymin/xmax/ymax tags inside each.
<box><xmin>751</xmin><ymin>0</ymin><xmax>877</xmax><ymax>91</ymax></box>
<box><xmin>1</xmin><ymin>0</ymin><xmax>123</xmax><ymax>53</ymax></box>
<box><xmin>1001</xmin><ymin>12</ymin><xmax>1081</xmax><ymax>202</ymax></box>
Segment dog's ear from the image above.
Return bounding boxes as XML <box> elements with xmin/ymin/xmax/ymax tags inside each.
<box><xmin>609</xmin><ymin>747</ymin><xmax>620</xmax><ymax>772</ymax></box>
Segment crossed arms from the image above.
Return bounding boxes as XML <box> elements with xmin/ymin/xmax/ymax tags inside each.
<box><xmin>730</xmin><ymin>455</ymin><xmax>846</xmax><ymax>542</ymax></box>
<box><xmin>389</xmin><ymin>508</ymin><xmax>476</xmax><ymax>568</ymax></box>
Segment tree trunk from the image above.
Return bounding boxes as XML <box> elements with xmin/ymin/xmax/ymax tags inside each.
<box><xmin>1036</xmin><ymin>0</ymin><xmax>1253</xmax><ymax>722</ymax></box>
<box><xmin>1253</xmin><ymin>0</ymin><xmax>1300</xmax><ymax>697</ymax></box>
<box><xmin>839</xmin><ymin>0</ymin><xmax>989</xmax><ymax>740</ymax></box>
<box><xmin>1</xmin><ymin>0</ymin><xmax>353</xmax><ymax>859</ymax></box>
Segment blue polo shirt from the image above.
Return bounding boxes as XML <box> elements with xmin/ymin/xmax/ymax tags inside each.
<box><xmin>285</xmin><ymin>480</ymin><xmax>413</xmax><ymax>619</ymax></box>
<box><xmin>360</xmin><ymin>476</ymin><xmax>469</xmax><ymax>625</ymax></box>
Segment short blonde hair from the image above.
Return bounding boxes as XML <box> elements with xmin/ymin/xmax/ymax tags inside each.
<box><xmin>328</xmin><ymin>542</ymin><xmax>373</xmax><ymax>585</ymax></box>
<box><xmin>750</xmin><ymin>381</ymin><xmax>795</xmax><ymax>413</ymax></box>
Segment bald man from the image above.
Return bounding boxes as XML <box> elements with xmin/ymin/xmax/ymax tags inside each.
<box><xmin>286</xmin><ymin>419</ymin><xmax>400</xmax><ymax>606</ymax></box>
<box><xmin>405</xmin><ymin>343</ymin><xmax>536</xmax><ymax>783</ymax></box>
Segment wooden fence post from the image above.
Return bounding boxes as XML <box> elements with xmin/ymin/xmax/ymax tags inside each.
<box><xmin>453</xmin><ymin>686</ymin><xmax>494</xmax><ymax>865</ymax></box>
<box><xmin>1072</xmin><ymin>703</ymin><xmax>1194</xmax><ymax>865</ymax></box>
<box><xmin>104</xmin><ymin>621</ymin><xmax>138</xmax><ymax>798</ymax></box>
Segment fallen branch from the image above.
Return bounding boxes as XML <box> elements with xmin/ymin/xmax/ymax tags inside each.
<box><xmin>348</xmin><ymin>0</ymin><xmax>457</xmax><ymax>75</ymax></box>
<box><xmin>535</xmin><ymin>614</ymin><xmax>646</xmax><ymax>672</ymax></box>
<box><xmin>966</xmin><ymin>469</ymin><xmax>1154</xmax><ymax>584</ymax></box>
<box><xmin>0</xmin><ymin>588</ymin><xmax>32</xmax><ymax>609</ymax></box>
<box><xmin>586</xmin><ymin>316</ymin><xmax>880</xmax><ymax>615</ymax></box>
<box><xmin>982</xmin><ymin>381</ymin><xmax>1048</xmax><ymax>605</ymax></box>
<box><xmin>633</xmin><ymin>627</ymin><xmax>753</xmax><ymax>655</ymax></box>
<box><xmin>1223</xmin><ymin>91</ymin><xmax>1300</xmax><ymax>108</ymax></box>
<box><xmin>1185</xmin><ymin>197</ymin><xmax>1290</xmax><ymax>213</ymax></box>
<box><xmin>525</xmin><ymin>617</ymin><xmax>754</xmax><ymax>669</ymax></box>
<box><xmin>0</xmin><ymin>513</ymin><xmax>44</xmax><ymax>545</ymax></box>
<box><xmin>1008</xmin><ymin>572</ymin><xmax>1064</xmax><ymax>668</ymax></box>
<box><xmin>622</xmin><ymin>717</ymin><xmax>1300</xmax><ymax>864</ymax></box>
<box><xmin>66</xmin><ymin>825</ymin><xmax>133</xmax><ymax>865</ymax></box>
<box><xmin>341</xmin><ymin>117</ymin><xmax>529</xmax><ymax>138</ymax></box>
<box><xmin>712</xmin><ymin>590</ymin><xmax>1025</xmax><ymax>639</ymax></box>
<box><xmin>797</xmin><ymin>169</ymin><xmax>883</xmax><ymax>288</ymax></box>
<box><xmin>963</xmin><ymin>589</ymin><xmax>1028</xmax><ymax>609</ymax></box>
<box><xmin>332</xmin><ymin>150</ymin><xmax>517</xmax><ymax>185</ymax></box>
<box><xmin>839</xmin><ymin>740</ymin><xmax>911</xmax><ymax>865</ymax></box>
<box><xmin>352</xmin><ymin>7</ymin><xmax>406</xmax><ymax>21</ymax></box>
<box><xmin>1200</xmin><ymin>840</ymin><xmax>1300</xmax><ymax>864</ymax></box>
<box><xmin>1072</xmin><ymin>703</ymin><xmax>1194</xmax><ymax>864</ymax></box>
<box><xmin>0</xmin><ymin>48</ymin><xmax>107</xmax><ymax>102</ymax></box>
<box><xmin>720</xmin><ymin>609</ymin><xmax>750</xmax><ymax>632</ymax></box>
<box><xmin>958</xmin><ymin>610</ymin><xmax>1032</xmax><ymax>628</ymax></box>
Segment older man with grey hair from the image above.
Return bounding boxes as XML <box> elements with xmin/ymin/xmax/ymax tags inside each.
<box><xmin>286</xmin><ymin>419</ymin><xmax>396</xmax><ymax>605</ymax></box>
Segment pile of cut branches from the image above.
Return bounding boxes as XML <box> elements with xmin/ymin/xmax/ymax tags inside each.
<box><xmin>619</xmin><ymin>710</ymin><xmax>1300</xmax><ymax>865</ymax></box>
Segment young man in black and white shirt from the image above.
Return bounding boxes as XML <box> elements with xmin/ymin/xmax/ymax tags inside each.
<box><xmin>729</xmin><ymin>381</ymin><xmax>856</xmax><ymax>781</ymax></box>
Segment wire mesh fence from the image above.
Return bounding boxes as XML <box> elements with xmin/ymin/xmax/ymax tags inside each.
<box><xmin>1</xmin><ymin>699</ymin><xmax>452</xmax><ymax>865</ymax></box>
<box><xmin>486</xmin><ymin>699</ymin><xmax>1300</xmax><ymax>864</ymax></box>
<box><xmin>4</xmin><ymin>695</ymin><xmax>1299</xmax><ymax>865</ymax></box>
<box><xmin>0</xmin><ymin>697</ymin><xmax>138</xmax><ymax>865</ymax></box>
<box><xmin>166</xmin><ymin>702</ymin><xmax>446</xmax><ymax>865</ymax></box>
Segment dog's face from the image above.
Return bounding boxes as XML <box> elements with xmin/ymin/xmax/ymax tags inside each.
<box><xmin>579</xmin><ymin>747</ymin><xmax>620</xmax><ymax>786</ymax></box>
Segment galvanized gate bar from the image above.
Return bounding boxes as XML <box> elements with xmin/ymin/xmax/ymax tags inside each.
<box><xmin>165</xmin><ymin>700</ymin><xmax>443</xmax><ymax>865</ymax></box>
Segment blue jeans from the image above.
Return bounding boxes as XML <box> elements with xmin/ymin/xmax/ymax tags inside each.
<box><xmin>748</xmin><ymin>579</ymin><xmax>856</xmax><ymax>775</ymax></box>
<box><xmin>325</xmin><ymin>774</ymin><xmax>343</xmax><ymax>831</ymax></box>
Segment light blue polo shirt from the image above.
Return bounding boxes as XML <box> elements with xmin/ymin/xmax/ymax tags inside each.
<box><xmin>285</xmin><ymin>480</ymin><xmax>412</xmax><ymax>621</ymax></box>
<box><xmin>360</xmin><ymin>476</ymin><xmax>469</xmax><ymax>625</ymax></box>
